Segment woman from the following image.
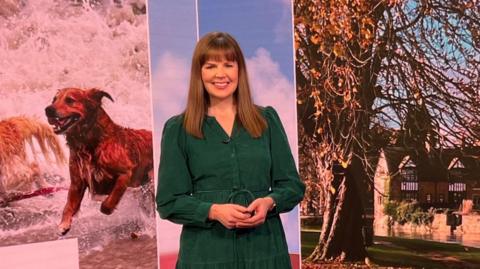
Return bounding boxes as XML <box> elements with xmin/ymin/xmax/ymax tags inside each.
<box><xmin>156</xmin><ymin>32</ymin><xmax>305</xmax><ymax>269</ymax></box>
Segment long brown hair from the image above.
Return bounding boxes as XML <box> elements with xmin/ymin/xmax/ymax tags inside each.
<box><xmin>184</xmin><ymin>32</ymin><xmax>267</xmax><ymax>138</ymax></box>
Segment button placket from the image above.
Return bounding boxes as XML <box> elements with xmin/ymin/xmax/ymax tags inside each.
<box><xmin>231</xmin><ymin>142</ymin><xmax>241</xmax><ymax>189</ymax></box>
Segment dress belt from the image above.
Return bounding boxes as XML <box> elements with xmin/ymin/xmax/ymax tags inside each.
<box><xmin>193</xmin><ymin>188</ymin><xmax>270</xmax><ymax>206</ymax></box>
<box><xmin>227</xmin><ymin>188</ymin><xmax>255</xmax><ymax>206</ymax></box>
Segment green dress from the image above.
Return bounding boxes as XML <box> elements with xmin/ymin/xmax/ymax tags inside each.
<box><xmin>156</xmin><ymin>106</ymin><xmax>305</xmax><ymax>269</ymax></box>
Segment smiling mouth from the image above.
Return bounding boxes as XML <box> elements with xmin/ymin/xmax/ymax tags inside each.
<box><xmin>213</xmin><ymin>81</ymin><xmax>230</xmax><ymax>89</ymax></box>
<box><xmin>47</xmin><ymin>114</ymin><xmax>81</xmax><ymax>134</ymax></box>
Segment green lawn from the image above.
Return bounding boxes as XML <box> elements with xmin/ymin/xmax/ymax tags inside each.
<box><xmin>302</xmin><ymin>231</ymin><xmax>480</xmax><ymax>268</ymax></box>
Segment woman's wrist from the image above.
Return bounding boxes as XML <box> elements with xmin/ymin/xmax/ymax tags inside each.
<box><xmin>263</xmin><ymin>197</ymin><xmax>276</xmax><ymax>211</ymax></box>
<box><xmin>208</xmin><ymin>204</ymin><xmax>218</xmax><ymax>220</ymax></box>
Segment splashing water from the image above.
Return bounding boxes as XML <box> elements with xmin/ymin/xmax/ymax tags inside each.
<box><xmin>0</xmin><ymin>0</ymin><xmax>151</xmax><ymax>130</ymax></box>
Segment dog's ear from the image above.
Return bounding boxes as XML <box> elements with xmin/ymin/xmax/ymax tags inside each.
<box><xmin>89</xmin><ymin>88</ymin><xmax>114</xmax><ymax>103</ymax></box>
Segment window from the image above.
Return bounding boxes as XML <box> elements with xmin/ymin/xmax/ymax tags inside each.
<box><xmin>449</xmin><ymin>182</ymin><xmax>466</xmax><ymax>192</ymax></box>
<box><xmin>400</xmin><ymin>166</ymin><xmax>418</xmax><ymax>201</ymax></box>
<box><xmin>401</xmin><ymin>167</ymin><xmax>417</xmax><ymax>182</ymax></box>
<box><xmin>448</xmin><ymin>158</ymin><xmax>466</xmax><ymax>207</ymax></box>
<box><xmin>448</xmin><ymin>182</ymin><xmax>466</xmax><ymax>206</ymax></box>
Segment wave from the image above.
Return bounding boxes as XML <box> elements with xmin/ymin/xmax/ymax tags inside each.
<box><xmin>0</xmin><ymin>0</ymin><xmax>151</xmax><ymax>130</ymax></box>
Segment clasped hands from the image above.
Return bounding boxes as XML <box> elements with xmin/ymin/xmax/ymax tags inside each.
<box><xmin>208</xmin><ymin>197</ymin><xmax>275</xmax><ymax>229</ymax></box>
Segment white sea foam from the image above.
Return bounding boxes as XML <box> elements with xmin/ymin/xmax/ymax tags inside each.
<box><xmin>0</xmin><ymin>0</ymin><xmax>151</xmax><ymax>130</ymax></box>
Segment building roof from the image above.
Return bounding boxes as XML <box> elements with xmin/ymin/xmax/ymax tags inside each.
<box><xmin>381</xmin><ymin>147</ymin><xmax>480</xmax><ymax>182</ymax></box>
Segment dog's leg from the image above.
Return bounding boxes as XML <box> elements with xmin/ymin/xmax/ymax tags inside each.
<box><xmin>100</xmin><ymin>171</ymin><xmax>132</xmax><ymax>215</ymax></box>
<box><xmin>59</xmin><ymin>182</ymin><xmax>86</xmax><ymax>235</ymax></box>
<box><xmin>59</xmin><ymin>166</ymin><xmax>86</xmax><ymax>235</ymax></box>
<box><xmin>0</xmin><ymin>179</ymin><xmax>7</xmax><ymax>207</ymax></box>
<box><xmin>0</xmin><ymin>175</ymin><xmax>6</xmax><ymax>196</ymax></box>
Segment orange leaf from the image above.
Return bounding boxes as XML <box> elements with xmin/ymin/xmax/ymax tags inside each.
<box><xmin>333</xmin><ymin>42</ymin><xmax>346</xmax><ymax>58</ymax></box>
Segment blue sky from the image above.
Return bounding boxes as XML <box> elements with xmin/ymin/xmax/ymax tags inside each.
<box><xmin>148</xmin><ymin>0</ymin><xmax>197</xmax><ymax>71</ymax></box>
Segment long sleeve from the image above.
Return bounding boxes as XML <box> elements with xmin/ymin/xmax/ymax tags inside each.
<box><xmin>264</xmin><ymin>106</ymin><xmax>305</xmax><ymax>214</ymax></box>
<box><xmin>156</xmin><ymin>116</ymin><xmax>213</xmax><ymax>228</ymax></box>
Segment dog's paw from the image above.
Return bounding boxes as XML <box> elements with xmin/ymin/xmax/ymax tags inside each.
<box><xmin>100</xmin><ymin>202</ymin><xmax>114</xmax><ymax>215</ymax></box>
<box><xmin>58</xmin><ymin>223</ymin><xmax>71</xmax><ymax>236</ymax></box>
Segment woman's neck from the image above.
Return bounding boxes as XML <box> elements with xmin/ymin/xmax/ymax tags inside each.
<box><xmin>208</xmin><ymin>98</ymin><xmax>236</xmax><ymax>117</ymax></box>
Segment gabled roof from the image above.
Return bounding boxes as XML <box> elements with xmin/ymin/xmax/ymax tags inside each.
<box><xmin>381</xmin><ymin>146</ymin><xmax>480</xmax><ymax>182</ymax></box>
<box><xmin>399</xmin><ymin>156</ymin><xmax>416</xmax><ymax>169</ymax></box>
<box><xmin>448</xmin><ymin>157</ymin><xmax>465</xmax><ymax>169</ymax></box>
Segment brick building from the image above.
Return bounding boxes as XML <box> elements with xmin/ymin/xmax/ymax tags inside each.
<box><xmin>374</xmin><ymin>147</ymin><xmax>480</xmax><ymax>221</ymax></box>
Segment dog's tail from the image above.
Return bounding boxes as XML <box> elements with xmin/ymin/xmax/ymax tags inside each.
<box><xmin>9</xmin><ymin>116</ymin><xmax>66</xmax><ymax>165</ymax></box>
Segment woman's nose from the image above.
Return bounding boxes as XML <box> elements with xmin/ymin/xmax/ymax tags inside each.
<box><xmin>215</xmin><ymin>68</ymin><xmax>226</xmax><ymax>78</ymax></box>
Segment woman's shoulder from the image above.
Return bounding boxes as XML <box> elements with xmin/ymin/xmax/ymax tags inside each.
<box><xmin>162</xmin><ymin>114</ymin><xmax>185</xmax><ymax>134</ymax></box>
<box><xmin>257</xmin><ymin>105</ymin><xmax>281</xmax><ymax>123</ymax></box>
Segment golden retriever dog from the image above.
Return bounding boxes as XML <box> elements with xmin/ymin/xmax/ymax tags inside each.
<box><xmin>45</xmin><ymin>87</ymin><xmax>153</xmax><ymax>235</ymax></box>
<box><xmin>0</xmin><ymin>116</ymin><xmax>66</xmax><ymax>205</ymax></box>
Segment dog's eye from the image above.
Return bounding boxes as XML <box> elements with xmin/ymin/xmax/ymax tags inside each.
<box><xmin>65</xmin><ymin>97</ymin><xmax>75</xmax><ymax>105</ymax></box>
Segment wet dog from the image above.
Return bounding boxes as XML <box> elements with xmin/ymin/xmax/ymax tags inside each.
<box><xmin>0</xmin><ymin>116</ymin><xmax>66</xmax><ymax>206</ymax></box>
<box><xmin>45</xmin><ymin>87</ymin><xmax>153</xmax><ymax>235</ymax></box>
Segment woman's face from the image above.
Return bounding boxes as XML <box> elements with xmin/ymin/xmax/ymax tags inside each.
<box><xmin>201</xmin><ymin>56</ymin><xmax>239</xmax><ymax>104</ymax></box>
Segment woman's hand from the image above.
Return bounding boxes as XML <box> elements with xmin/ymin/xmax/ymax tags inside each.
<box><xmin>236</xmin><ymin>197</ymin><xmax>275</xmax><ymax>228</ymax></box>
<box><xmin>208</xmin><ymin>204</ymin><xmax>251</xmax><ymax>229</ymax></box>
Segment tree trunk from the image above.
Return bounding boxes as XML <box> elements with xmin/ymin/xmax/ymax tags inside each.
<box><xmin>305</xmin><ymin>159</ymin><xmax>367</xmax><ymax>262</ymax></box>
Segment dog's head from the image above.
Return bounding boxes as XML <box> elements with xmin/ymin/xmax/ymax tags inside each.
<box><xmin>45</xmin><ymin>88</ymin><xmax>114</xmax><ymax>135</ymax></box>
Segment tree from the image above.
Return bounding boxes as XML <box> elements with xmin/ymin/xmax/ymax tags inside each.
<box><xmin>294</xmin><ymin>0</ymin><xmax>480</xmax><ymax>263</ymax></box>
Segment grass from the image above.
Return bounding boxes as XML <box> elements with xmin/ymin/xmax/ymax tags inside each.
<box><xmin>301</xmin><ymin>231</ymin><xmax>480</xmax><ymax>268</ymax></box>
<box><xmin>301</xmin><ymin>230</ymin><xmax>320</xmax><ymax>259</ymax></box>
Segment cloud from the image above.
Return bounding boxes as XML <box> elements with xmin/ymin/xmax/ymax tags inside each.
<box><xmin>151</xmin><ymin>51</ymin><xmax>189</xmax><ymax>140</ymax></box>
<box><xmin>247</xmin><ymin>48</ymin><xmax>298</xmax><ymax>156</ymax></box>
<box><xmin>151</xmin><ymin>52</ymin><xmax>189</xmax><ymax>117</ymax></box>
